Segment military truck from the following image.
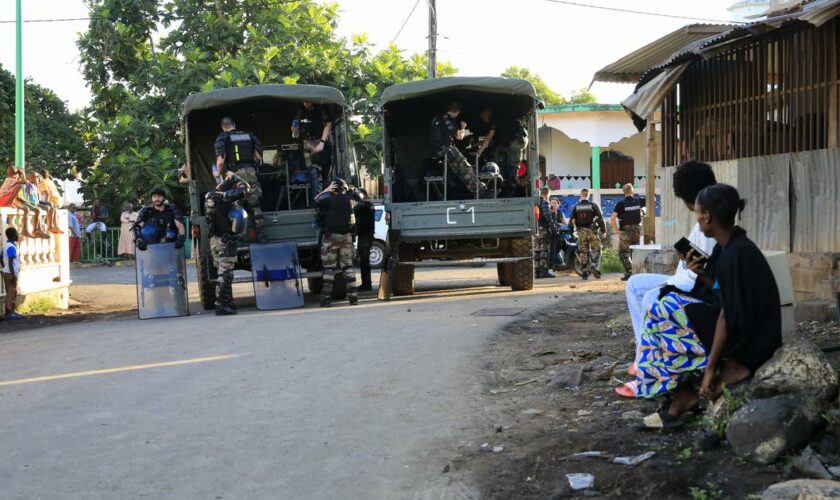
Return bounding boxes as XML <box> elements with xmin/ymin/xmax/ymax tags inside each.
<box><xmin>379</xmin><ymin>77</ymin><xmax>541</xmax><ymax>295</ymax></box>
<box><xmin>181</xmin><ymin>84</ymin><xmax>355</xmax><ymax>309</ymax></box>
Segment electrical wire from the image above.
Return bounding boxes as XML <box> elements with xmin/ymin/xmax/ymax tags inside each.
<box><xmin>542</xmin><ymin>0</ymin><xmax>742</xmax><ymax>25</ymax></box>
<box><xmin>392</xmin><ymin>0</ymin><xmax>422</xmax><ymax>42</ymax></box>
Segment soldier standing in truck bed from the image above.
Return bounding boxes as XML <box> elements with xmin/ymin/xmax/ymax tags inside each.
<box><xmin>214</xmin><ymin>116</ymin><xmax>265</xmax><ymax>241</ymax></box>
<box><xmin>430</xmin><ymin>101</ymin><xmax>487</xmax><ymax>199</ymax></box>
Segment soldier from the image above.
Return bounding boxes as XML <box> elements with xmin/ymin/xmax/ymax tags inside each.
<box><xmin>430</xmin><ymin>101</ymin><xmax>487</xmax><ymax>198</ymax></box>
<box><xmin>535</xmin><ymin>187</ymin><xmax>554</xmax><ymax>279</ymax></box>
<box><xmin>214</xmin><ymin>116</ymin><xmax>266</xmax><ymax>241</ymax></box>
<box><xmin>570</xmin><ymin>188</ymin><xmax>606</xmax><ymax>280</ymax></box>
<box><xmin>472</xmin><ymin>105</ymin><xmax>497</xmax><ymax>166</ymax></box>
<box><xmin>611</xmin><ymin>183</ymin><xmax>644</xmax><ymax>281</ymax></box>
<box><xmin>496</xmin><ymin>119</ymin><xmax>529</xmax><ymax>197</ymax></box>
<box><xmin>294</xmin><ymin>101</ymin><xmax>334</xmax><ymax>197</ymax></box>
<box><xmin>314</xmin><ymin>179</ymin><xmax>364</xmax><ymax>307</ymax></box>
<box><xmin>132</xmin><ymin>187</ymin><xmax>186</xmax><ymax>251</ymax></box>
<box><xmin>353</xmin><ymin>188</ymin><xmax>376</xmax><ymax>291</ymax></box>
<box><xmin>204</xmin><ymin>172</ymin><xmax>250</xmax><ymax>315</ymax></box>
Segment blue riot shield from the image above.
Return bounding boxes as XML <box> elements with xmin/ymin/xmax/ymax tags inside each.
<box><xmin>250</xmin><ymin>242</ymin><xmax>304</xmax><ymax>310</ymax></box>
<box><xmin>135</xmin><ymin>242</ymin><xmax>189</xmax><ymax>320</ymax></box>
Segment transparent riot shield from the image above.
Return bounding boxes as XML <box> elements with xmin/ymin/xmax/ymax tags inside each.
<box><xmin>250</xmin><ymin>242</ymin><xmax>304</xmax><ymax>310</ymax></box>
<box><xmin>135</xmin><ymin>242</ymin><xmax>189</xmax><ymax>320</ymax></box>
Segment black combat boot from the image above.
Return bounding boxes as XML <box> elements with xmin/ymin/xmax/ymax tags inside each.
<box><xmin>348</xmin><ymin>291</ymin><xmax>359</xmax><ymax>305</ymax></box>
<box><xmin>581</xmin><ymin>271</ymin><xmax>589</xmax><ymax>281</ymax></box>
<box><xmin>215</xmin><ymin>281</ymin><xmax>237</xmax><ymax>316</ymax></box>
<box><xmin>320</xmin><ymin>294</ymin><xmax>332</xmax><ymax>307</ymax></box>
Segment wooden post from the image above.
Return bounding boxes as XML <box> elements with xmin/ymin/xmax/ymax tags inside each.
<box><xmin>644</xmin><ymin>119</ymin><xmax>657</xmax><ymax>244</ymax></box>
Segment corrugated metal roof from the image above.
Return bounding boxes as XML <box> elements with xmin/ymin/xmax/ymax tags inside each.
<box><xmin>592</xmin><ymin>24</ymin><xmax>733</xmax><ymax>84</ymax></box>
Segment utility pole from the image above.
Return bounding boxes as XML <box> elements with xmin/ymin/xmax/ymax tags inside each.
<box><xmin>427</xmin><ymin>0</ymin><xmax>436</xmax><ymax>78</ymax></box>
<box><xmin>15</xmin><ymin>0</ymin><xmax>24</xmax><ymax>171</ymax></box>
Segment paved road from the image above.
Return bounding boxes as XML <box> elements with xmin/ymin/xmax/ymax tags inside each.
<box><xmin>2</xmin><ymin>266</ymin><xmax>614</xmax><ymax>499</ymax></box>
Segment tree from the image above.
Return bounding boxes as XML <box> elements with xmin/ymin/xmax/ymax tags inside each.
<box><xmin>77</xmin><ymin>0</ymin><xmax>456</xmax><ymax>214</ymax></box>
<box><xmin>0</xmin><ymin>64</ymin><xmax>92</xmax><ymax>180</ymax></box>
<box><xmin>501</xmin><ymin>67</ymin><xmax>597</xmax><ymax>106</ymax></box>
<box><xmin>501</xmin><ymin>66</ymin><xmax>564</xmax><ymax>106</ymax></box>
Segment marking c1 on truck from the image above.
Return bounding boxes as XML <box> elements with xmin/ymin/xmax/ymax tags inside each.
<box><xmin>446</xmin><ymin>206</ymin><xmax>476</xmax><ymax>225</ymax></box>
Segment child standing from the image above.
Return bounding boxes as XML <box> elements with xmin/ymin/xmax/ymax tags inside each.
<box><xmin>3</xmin><ymin>227</ymin><xmax>22</xmax><ymax>319</ymax></box>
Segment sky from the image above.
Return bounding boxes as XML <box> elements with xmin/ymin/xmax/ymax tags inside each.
<box><xmin>0</xmin><ymin>0</ymin><xmax>742</xmax><ymax>112</ymax></box>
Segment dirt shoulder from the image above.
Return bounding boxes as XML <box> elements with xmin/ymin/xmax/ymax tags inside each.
<box><xmin>445</xmin><ymin>288</ymin><xmax>788</xmax><ymax>499</ymax></box>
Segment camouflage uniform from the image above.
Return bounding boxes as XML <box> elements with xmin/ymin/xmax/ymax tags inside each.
<box><xmin>210</xmin><ymin>235</ymin><xmax>237</xmax><ymax>291</ymax></box>
<box><xmin>577</xmin><ymin>228</ymin><xmax>602</xmax><ymax>271</ymax></box>
<box><xmin>535</xmin><ymin>197</ymin><xmax>552</xmax><ymax>275</ymax></box>
<box><xmin>230</xmin><ymin>165</ymin><xmax>264</xmax><ymax>239</ymax></box>
<box><xmin>204</xmin><ymin>174</ymin><xmax>249</xmax><ymax>314</ymax></box>
<box><xmin>618</xmin><ymin>225</ymin><xmax>641</xmax><ymax>274</ymax></box>
<box><xmin>321</xmin><ymin>232</ymin><xmax>357</xmax><ymax>301</ymax></box>
<box><xmin>431</xmin><ymin>113</ymin><xmax>485</xmax><ymax>197</ymax></box>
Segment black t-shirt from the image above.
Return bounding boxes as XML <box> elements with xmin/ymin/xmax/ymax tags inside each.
<box><xmin>136</xmin><ymin>204</ymin><xmax>181</xmax><ymax>241</ymax></box>
<box><xmin>297</xmin><ymin>105</ymin><xmax>333</xmax><ymax>142</ymax></box>
<box><xmin>570</xmin><ymin>200</ymin><xmax>603</xmax><ymax>229</ymax></box>
<box><xmin>315</xmin><ymin>191</ymin><xmax>359</xmax><ymax>235</ymax></box>
<box><xmin>472</xmin><ymin>118</ymin><xmax>496</xmax><ymax>142</ymax></box>
<box><xmin>354</xmin><ymin>200</ymin><xmax>375</xmax><ymax>237</ymax></box>
<box><xmin>430</xmin><ymin>114</ymin><xmax>463</xmax><ymax>150</ymax></box>
<box><xmin>613</xmin><ymin>196</ymin><xmax>643</xmax><ymax>228</ymax></box>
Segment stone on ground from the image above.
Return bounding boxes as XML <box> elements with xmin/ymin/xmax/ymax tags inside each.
<box><xmin>761</xmin><ymin>479</ymin><xmax>840</xmax><ymax>500</ymax></box>
<box><xmin>751</xmin><ymin>340</ymin><xmax>839</xmax><ymax>402</ymax></box>
<box><xmin>726</xmin><ymin>394</ymin><xmax>822</xmax><ymax>464</ymax></box>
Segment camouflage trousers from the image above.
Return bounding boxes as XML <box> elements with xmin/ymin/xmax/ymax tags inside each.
<box><xmin>321</xmin><ymin>232</ymin><xmax>357</xmax><ymax>298</ymax></box>
<box><xmin>231</xmin><ymin>165</ymin><xmax>264</xmax><ymax>232</ymax></box>
<box><xmin>442</xmin><ymin>146</ymin><xmax>484</xmax><ymax>196</ymax></box>
<box><xmin>535</xmin><ymin>229</ymin><xmax>551</xmax><ymax>272</ymax></box>
<box><xmin>577</xmin><ymin>227</ymin><xmax>602</xmax><ymax>271</ymax></box>
<box><xmin>618</xmin><ymin>224</ymin><xmax>641</xmax><ymax>274</ymax></box>
<box><xmin>210</xmin><ymin>235</ymin><xmax>236</xmax><ymax>305</ymax></box>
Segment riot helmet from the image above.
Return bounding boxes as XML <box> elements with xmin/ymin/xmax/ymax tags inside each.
<box><xmin>229</xmin><ymin>205</ymin><xmax>248</xmax><ymax>235</ymax></box>
<box><xmin>139</xmin><ymin>225</ymin><xmax>160</xmax><ymax>244</ymax></box>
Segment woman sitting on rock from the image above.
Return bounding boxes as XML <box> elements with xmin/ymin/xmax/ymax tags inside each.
<box><xmin>619</xmin><ymin>184</ymin><xmax>782</xmax><ymax>426</ymax></box>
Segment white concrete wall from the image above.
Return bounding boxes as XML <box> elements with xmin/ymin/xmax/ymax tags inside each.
<box><xmin>538</xmin><ymin>126</ymin><xmax>592</xmax><ymax>177</ymax></box>
<box><xmin>608</xmin><ymin>132</ymin><xmax>663</xmax><ymax>177</ymax></box>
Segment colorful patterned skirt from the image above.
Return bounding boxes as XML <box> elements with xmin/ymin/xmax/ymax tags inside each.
<box><xmin>633</xmin><ymin>292</ymin><xmax>708</xmax><ymax>398</ymax></box>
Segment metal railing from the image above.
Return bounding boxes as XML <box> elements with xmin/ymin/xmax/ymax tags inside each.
<box><xmin>78</xmin><ymin>218</ymin><xmax>192</xmax><ymax>264</ymax></box>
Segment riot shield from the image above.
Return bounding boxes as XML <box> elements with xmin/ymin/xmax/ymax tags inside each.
<box><xmin>250</xmin><ymin>242</ymin><xmax>304</xmax><ymax>310</ymax></box>
<box><xmin>135</xmin><ymin>242</ymin><xmax>189</xmax><ymax>320</ymax></box>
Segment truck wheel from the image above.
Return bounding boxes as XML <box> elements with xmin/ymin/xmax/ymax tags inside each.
<box><xmin>197</xmin><ymin>254</ymin><xmax>218</xmax><ymax>310</ymax></box>
<box><xmin>509</xmin><ymin>238</ymin><xmax>534</xmax><ymax>291</ymax></box>
<box><xmin>497</xmin><ymin>263</ymin><xmax>511</xmax><ymax>286</ymax></box>
<box><xmin>392</xmin><ymin>264</ymin><xmax>415</xmax><ymax>296</ymax></box>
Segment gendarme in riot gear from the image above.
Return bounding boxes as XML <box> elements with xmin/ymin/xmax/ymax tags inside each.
<box><xmin>214</xmin><ymin>116</ymin><xmax>266</xmax><ymax>242</ymax></box>
<box><xmin>204</xmin><ymin>172</ymin><xmax>250</xmax><ymax>315</ymax></box>
<box><xmin>430</xmin><ymin>101</ymin><xmax>487</xmax><ymax>198</ymax></box>
<box><xmin>314</xmin><ymin>179</ymin><xmax>363</xmax><ymax>307</ymax></box>
<box><xmin>570</xmin><ymin>188</ymin><xmax>606</xmax><ymax>280</ymax></box>
<box><xmin>133</xmin><ymin>187</ymin><xmax>186</xmax><ymax>252</ymax></box>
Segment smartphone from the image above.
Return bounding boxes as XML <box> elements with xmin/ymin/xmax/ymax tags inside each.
<box><xmin>674</xmin><ymin>237</ymin><xmax>710</xmax><ymax>266</ymax></box>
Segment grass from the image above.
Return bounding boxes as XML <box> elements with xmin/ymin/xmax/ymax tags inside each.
<box><xmin>599</xmin><ymin>248</ymin><xmax>624</xmax><ymax>274</ymax></box>
<box><xmin>689</xmin><ymin>483</ymin><xmax>724</xmax><ymax>500</ymax></box>
<box><xmin>17</xmin><ymin>296</ymin><xmax>58</xmax><ymax>315</ymax></box>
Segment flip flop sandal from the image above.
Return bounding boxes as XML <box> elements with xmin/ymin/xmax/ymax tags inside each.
<box><xmin>614</xmin><ymin>381</ymin><xmax>638</xmax><ymax>398</ymax></box>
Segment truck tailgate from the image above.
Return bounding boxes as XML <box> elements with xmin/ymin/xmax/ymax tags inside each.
<box><xmin>390</xmin><ymin>199</ymin><xmax>535</xmax><ymax>239</ymax></box>
<box><xmin>262</xmin><ymin>209</ymin><xmax>318</xmax><ymax>247</ymax></box>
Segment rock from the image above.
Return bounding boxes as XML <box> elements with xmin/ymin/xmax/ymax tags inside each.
<box><xmin>620</xmin><ymin>411</ymin><xmax>644</xmax><ymax>421</ymax></box>
<box><xmin>727</xmin><ymin>394</ymin><xmax>822</xmax><ymax>464</ymax></box>
<box><xmin>694</xmin><ymin>432</ymin><xmax>721</xmax><ymax>452</ymax></box>
<box><xmin>752</xmin><ymin>340</ymin><xmax>839</xmax><ymax>402</ymax></box>
<box><xmin>790</xmin><ymin>447</ymin><xmax>833</xmax><ymax>480</ymax></box>
<box><xmin>829</xmin><ymin>466</ymin><xmax>840</xmax><ymax>478</ymax></box>
<box><xmin>549</xmin><ymin>367</ymin><xmax>584</xmax><ymax>389</ymax></box>
<box><xmin>587</xmin><ymin>355</ymin><xmax>617</xmax><ymax>368</ymax></box>
<box><xmin>441</xmin><ymin>464</ymin><xmax>450</xmax><ymax>473</ymax></box>
<box><xmin>761</xmin><ymin>479</ymin><xmax>840</xmax><ymax>499</ymax></box>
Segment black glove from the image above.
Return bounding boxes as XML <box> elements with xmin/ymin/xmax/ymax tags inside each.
<box><xmin>135</xmin><ymin>238</ymin><xmax>147</xmax><ymax>251</ymax></box>
<box><xmin>174</xmin><ymin>234</ymin><xmax>186</xmax><ymax>249</ymax></box>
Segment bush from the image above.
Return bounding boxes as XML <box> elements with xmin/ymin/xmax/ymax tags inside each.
<box><xmin>600</xmin><ymin>248</ymin><xmax>624</xmax><ymax>273</ymax></box>
<box><xmin>18</xmin><ymin>296</ymin><xmax>58</xmax><ymax>315</ymax></box>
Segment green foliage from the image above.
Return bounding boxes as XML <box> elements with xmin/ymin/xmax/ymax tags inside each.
<box><xmin>18</xmin><ymin>296</ymin><xmax>58</xmax><ymax>315</ymax></box>
<box><xmin>600</xmin><ymin>248</ymin><xmax>624</xmax><ymax>273</ymax></box>
<box><xmin>568</xmin><ymin>87</ymin><xmax>597</xmax><ymax>104</ymax></box>
<box><xmin>698</xmin><ymin>384</ymin><xmax>749</xmax><ymax>437</ymax></box>
<box><xmin>676</xmin><ymin>447</ymin><xmax>692</xmax><ymax>462</ymax></box>
<box><xmin>502</xmin><ymin>66</ymin><xmax>564</xmax><ymax>105</ymax></box>
<box><xmin>77</xmin><ymin>0</ymin><xmax>457</xmax><ymax>211</ymax></box>
<box><xmin>689</xmin><ymin>483</ymin><xmax>724</xmax><ymax>500</ymax></box>
<box><xmin>0</xmin><ymin>64</ymin><xmax>92</xmax><ymax>180</ymax></box>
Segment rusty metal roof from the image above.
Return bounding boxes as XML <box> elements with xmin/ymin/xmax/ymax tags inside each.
<box><xmin>592</xmin><ymin>24</ymin><xmax>733</xmax><ymax>84</ymax></box>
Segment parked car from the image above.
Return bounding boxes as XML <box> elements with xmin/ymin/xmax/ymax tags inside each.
<box><xmin>356</xmin><ymin>203</ymin><xmax>388</xmax><ymax>269</ymax></box>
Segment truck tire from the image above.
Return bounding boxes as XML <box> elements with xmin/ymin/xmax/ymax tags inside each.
<box><xmin>509</xmin><ymin>238</ymin><xmax>534</xmax><ymax>291</ymax></box>
<box><xmin>197</xmin><ymin>254</ymin><xmax>218</xmax><ymax>310</ymax></box>
<box><xmin>392</xmin><ymin>264</ymin><xmax>415</xmax><ymax>296</ymax></box>
<box><xmin>307</xmin><ymin>275</ymin><xmax>347</xmax><ymax>299</ymax></box>
<box><xmin>497</xmin><ymin>263</ymin><xmax>511</xmax><ymax>286</ymax></box>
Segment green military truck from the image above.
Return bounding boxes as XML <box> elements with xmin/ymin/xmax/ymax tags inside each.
<box><xmin>181</xmin><ymin>84</ymin><xmax>355</xmax><ymax>309</ymax></box>
<box><xmin>379</xmin><ymin>77</ymin><xmax>541</xmax><ymax>296</ymax></box>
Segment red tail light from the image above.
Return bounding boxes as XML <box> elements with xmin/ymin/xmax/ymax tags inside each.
<box><xmin>534</xmin><ymin>206</ymin><xmax>539</xmax><ymax>220</ymax></box>
<box><xmin>383</xmin><ymin>185</ymin><xmax>389</xmax><ymax>194</ymax></box>
<box><xmin>518</xmin><ymin>162</ymin><xmax>527</xmax><ymax>177</ymax></box>
<box><xmin>191</xmin><ymin>225</ymin><xmax>200</xmax><ymax>239</ymax></box>
<box><xmin>247</xmin><ymin>229</ymin><xmax>257</xmax><ymax>239</ymax></box>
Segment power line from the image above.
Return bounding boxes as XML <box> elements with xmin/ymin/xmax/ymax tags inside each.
<box><xmin>392</xmin><ymin>0</ymin><xmax>422</xmax><ymax>42</ymax></box>
<box><xmin>542</xmin><ymin>0</ymin><xmax>742</xmax><ymax>25</ymax></box>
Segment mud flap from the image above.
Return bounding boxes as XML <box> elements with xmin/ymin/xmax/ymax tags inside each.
<box><xmin>135</xmin><ymin>242</ymin><xmax>189</xmax><ymax>320</ymax></box>
<box><xmin>250</xmin><ymin>242</ymin><xmax>304</xmax><ymax>310</ymax></box>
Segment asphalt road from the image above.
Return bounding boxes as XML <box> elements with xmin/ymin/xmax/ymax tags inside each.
<box><xmin>1</xmin><ymin>266</ymin><xmax>617</xmax><ymax>499</ymax></box>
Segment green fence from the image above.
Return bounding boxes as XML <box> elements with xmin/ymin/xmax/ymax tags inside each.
<box><xmin>79</xmin><ymin>219</ymin><xmax>192</xmax><ymax>264</ymax></box>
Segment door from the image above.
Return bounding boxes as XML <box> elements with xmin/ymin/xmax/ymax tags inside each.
<box><xmin>598</xmin><ymin>150</ymin><xmax>634</xmax><ymax>189</ymax></box>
